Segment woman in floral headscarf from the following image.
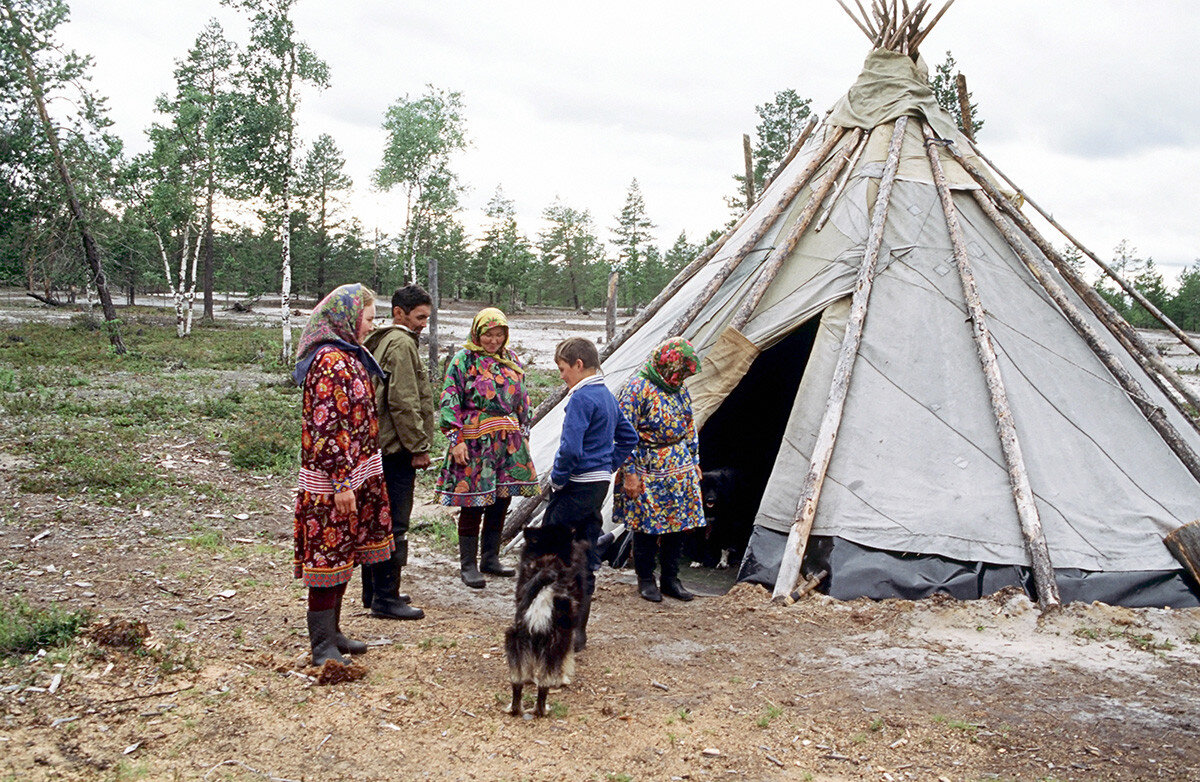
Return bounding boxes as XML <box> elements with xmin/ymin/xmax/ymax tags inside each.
<box><xmin>293</xmin><ymin>283</ymin><xmax>392</xmax><ymax>666</ymax></box>
<box><xmin>614</xmin><ymin>337</ymin><xmax>705</xmax><ymax>603</ymax></box>
<box><xmin>435</xmin><ymin>307</ymin><xmax>539</xmax><ymax>588</ymax></box>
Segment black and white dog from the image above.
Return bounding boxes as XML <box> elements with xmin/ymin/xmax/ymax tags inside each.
<box><xmin>505</xmin><ymin>524</ymin><xmax>587</xmax><ymax>718</ymax></box>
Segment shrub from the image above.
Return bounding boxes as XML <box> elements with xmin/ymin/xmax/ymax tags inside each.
<box><xmin>0</xmin><ymin>597</ymin><xmax>90</xmax><ymax>660</ymax></box>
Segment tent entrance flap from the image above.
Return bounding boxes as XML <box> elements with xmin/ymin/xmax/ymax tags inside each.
<box><xmin>695</xmin><ymin>318</ymin><xmax>822</xmax><ymax>568</ymax></box>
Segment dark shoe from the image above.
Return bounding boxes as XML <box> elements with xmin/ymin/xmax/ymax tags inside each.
<box><xmin>307</xmin><ymin>609</ymin><xmax>350</xmax><ymax>666</ymax></box>
<box><xmin>479</xmin><ymin>519</ymin><xmax>515</xmax><ymax>576</ymax></box>
<box><xmin>333</xmin><ymin>599</ymin><xmax>368</xmax><ymax>654</ymax></box>
<box><xmin>369</xmin><ymin>554</ymin><xmax>425</xmax><ymax>620</ymax></box>
<box><xmin>459</xmin><ymin>535</ymin><xmax>485</xmax><ymax>589</ymax></box>
<box><xmin>638</xmin><ymin>577</ymin><xmax>662</xmax><ymax>603</ymax></box>
<box><xmin>660</xmin><ymin>577</ymin><xmax>694</xmax><ymax>602</ymax></box>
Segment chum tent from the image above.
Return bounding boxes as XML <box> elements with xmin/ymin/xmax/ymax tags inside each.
<box><xmin>511</xmin><ymin>0</ymin><xmax>1200</xmax><ymax>610</ymax></box>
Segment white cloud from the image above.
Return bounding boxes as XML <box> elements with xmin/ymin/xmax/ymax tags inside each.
<box><xmin>60</xmin><ymin>0</ymin><xmax>1200</xmax><ymax>280</ymax></box>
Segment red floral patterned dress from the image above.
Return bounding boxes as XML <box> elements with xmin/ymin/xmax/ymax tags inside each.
<box><xmin>294</xmin><ymin>344</ymin><xmax>393</xmax><ymax>587</ymax></box>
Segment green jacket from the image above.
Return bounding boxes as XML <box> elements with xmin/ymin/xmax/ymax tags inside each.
<box><xmin>363</xmin><ymin>325</ymin><xmax>435</xmax><ymax>456</ymax></box>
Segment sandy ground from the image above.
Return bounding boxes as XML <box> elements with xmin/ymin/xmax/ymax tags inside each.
<box><xmin>0</xmin><ymin>295</ymin><xmax>1199</xmax><ymax>780</ymax></box>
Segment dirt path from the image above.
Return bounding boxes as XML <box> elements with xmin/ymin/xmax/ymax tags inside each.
<box><xmin>2</xmin><ymin>442</ymin><xmax>1199</xmax><ymax>781</ymax></box>
<box><xmin>1</xmin><ymin>300</ymin><xmax>1200</xmax><ymax>780</ymax></box>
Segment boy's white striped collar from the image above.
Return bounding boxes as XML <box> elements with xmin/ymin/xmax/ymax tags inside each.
<box><xmin>567</xmin><ymin>373</ymin><xmax>605</xmax><ymax>396</ymax></box>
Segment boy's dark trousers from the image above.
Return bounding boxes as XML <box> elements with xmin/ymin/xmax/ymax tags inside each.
<box><xmin>362</xmin><ymin>448</ymin><xmax>424</xmax><ymax>619</ymax></box>
<box><xmin>542</xmin><ymin>480</ymin><xmax>609</xmax><ymax>650</ymax></box>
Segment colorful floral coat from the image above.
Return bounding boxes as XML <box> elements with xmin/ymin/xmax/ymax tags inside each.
<box><xmin>294</xmin><ymin>345</ymin><xmax>393</xmax><ymax>587</ymax></box>
<box><xmin>434</xmin><ymin>348</ymin><xmax>539</xmax><ymax>507</ymax></box>
<box><xmin>613</xmin><ymin>375</ymin><xmax>706</xmax><ymax>535</ymax></box>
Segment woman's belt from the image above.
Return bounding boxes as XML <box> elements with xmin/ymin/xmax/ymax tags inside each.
<box><xmin>298</xmin><ymin>451</ymin><xmax>383</xmax><ymax>495</ymax></box>
<box><xmin>461</xmin><ymin>414</ymin><xmax>521</xmax><ymax>440</ymax></box>
<box><xmin>638</xmin><ymin>433</ymin><xmax>686</xmax><ymax>448</ymax></box>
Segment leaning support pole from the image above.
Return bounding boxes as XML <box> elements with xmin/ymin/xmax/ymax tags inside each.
<box><xmin>730</xmin><ymin>128</ymin><xmax>864</xmax><ymax>331</ymax></box>
<box><xmin>922</xmin><ymin>123</ymin><xmax>1060</xmax><ymax>610</ymax></box>
<box><xmin>967</xmin><ymin>140</ymin><xmax>1200</xmax><ymax>361</ymax></box>
<box><xmin>944</xmin><ymin>141</ymin><xmax>1200</xmax><ymax>461</ymax></box>
<box><xmin>526</xmin><ymin>205</ymin><xmax>755</xmax><ymax>427</ymax></box>
<box><xmin>771</xmin><ymin>119</ymin><xmax>907</xmax><ymax>603</ymax></box>
<box><xmin>966</xmin><ymin>187</ymin><xmax>1200</xmax><ymax>474</ymax></box>
<box><xmin>667</xmin><ymin>126</ymin><xmax>851</xmax><ymax>338</ymax></box>
<box><xmin>761</xmin><ymin>116</ymin><xmax>819</xmax><ymax>192</ymax></box>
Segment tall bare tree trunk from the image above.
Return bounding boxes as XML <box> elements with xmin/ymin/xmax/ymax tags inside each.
<box><xmin>203</xmin><ymin>186</ymin><xmax>215</xmax><ymax>321</ymax></box>
<box><xmin>427</xmin><ymin>252</ymin><xmax>440</xmax><ymax>377</ymax></box>
<box><xmin>10</xmin><ymin>8</ymin><xmax>125</xmax><ymax>352</ymax></box>
<box><xmin>279</xmin><ymin>51</ymin><xmax>295</xmax><ymax>364</ymax></box>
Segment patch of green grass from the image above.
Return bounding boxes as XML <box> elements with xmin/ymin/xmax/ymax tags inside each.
<box><xmin>868</xmin><ymin>716</ymin><xmax>885</xmax><ymax>731</ymax></box>
<box><xmin>667</xmin><ymin>706</ymin><xmax>693</xmax><ymax>726</ymax></box>
<box><xmin>755</xmin><ymin>703</ymin><xmax>783</xmax><ymax>728</ymax></box>
<box><xmin>0</xmin><ymin>597</ymin><xmax>89</xmax><ymax>660</ymax></box>
<box><xmin>932</xmin><ymin>715</ymin><xmax>980</xmax><ymax>738</ymax></box>
<box><xmin>547</xmin><ymin>700</ymin><xmax>568</xmax><ymax>719</ymax></box>
<box><xmin>0</xmin><ymin>366</ymin><xmax>15</xmax><ymax>392</ymax></box>
<box><xmin>605</xmin><ymin>774</ymin><xmax>633</xmax><ymax>782</ymax></box>
<box><xmin>185</xmin><ymin>530</ymin><xmax>224</xmax><ymax>552</ymax></box>
<box><xmin>417</xmin><ymin>636</ymin><xmax>456</xmax><ymax>651</ymax></box>
<box><xmin>523</xmin><ymin>367</ymin><xmax>561</xmax><ymax>408</ymax></box>
<box><xmin>1188</xmin><ymin>631</ymin><xmax>1200</xmax><ymax>645</ymax></box>
<box><xmin>412</xmin><ymin>513</ymin><xmax>458</xmax><ymax>552</ymax></box>
<box><xmin>1073</xmin><ymin>626</ymin><xmax>1100</xmax><ymax>641</ymax></box>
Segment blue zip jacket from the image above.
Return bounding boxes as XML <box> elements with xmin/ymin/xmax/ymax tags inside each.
<box><xmin>550</xmin><ymin>375</ymin><xmax>638</xmax><ymax>488</ymax></box>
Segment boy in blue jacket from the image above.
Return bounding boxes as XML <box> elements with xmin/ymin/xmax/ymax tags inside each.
<box><xmin>545</xmin><ymin>337</ymin><xmax>638</xmax><ymax>651</ymax></box>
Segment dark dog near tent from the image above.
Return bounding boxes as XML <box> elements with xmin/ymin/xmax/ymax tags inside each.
<box><xmin>505</xmin><ymin>524</ymin><xmax>587</xmax><ymax>718</ymax></box>
<box><xmin>691</xmin><ymin>467</ymin><xmax>753</xmax><ymax>569</ymax></box>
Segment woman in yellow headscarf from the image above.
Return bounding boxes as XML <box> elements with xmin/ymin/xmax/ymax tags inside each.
<box><xmin>435</xmin><ymin>308</ymin><xmax>539</xmax><ymax>587</ymax></box>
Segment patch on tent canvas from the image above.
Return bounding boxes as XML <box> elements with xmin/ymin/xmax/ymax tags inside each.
<box><xmin>690</xmin><ymin>327</ymin><xmax>759</xmax><ymax>430</ymax></box>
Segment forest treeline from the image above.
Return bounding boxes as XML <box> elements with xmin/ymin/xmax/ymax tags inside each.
<box><xmin>3</xmin><ymin>0</ymin><xmax>1196</xmax><ymax>355</ymax></box>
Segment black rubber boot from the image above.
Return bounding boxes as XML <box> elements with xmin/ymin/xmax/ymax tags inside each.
<box><xmin>459</xmin><ymin>535</ymin><xmax>485</xmax><ymax>589</ymax></box>
<box><xmin>633</xmin><ymin>532</ymin><xmax>662</xmax><ymax>602</ymax></box>
<box><xmin>307</xmin><ymin>609</ymin><xmax>350</xmax><ymax>666</ymax></box>
<box><xmin>575</xmin><ymin>580</ymin><xmax>593</xmax><ymax>651</ymax></box>
<box><xmin>479</xmin><ymin>515</ymin><xmax>515</xmax><ymax>577</ymax></box>
<box><xmin>360</xmin><ymin>564</ymin><xmax>374</xmax><ymax>609</ymax></box>
<box><xmin>333</xmin><ymin>598</ymin><xmax>367</xmax><ymax>655</ymax></box>
<box><xmin>659</xmin><ymin>532</ymin><xmax>694</xmax><ymax>602</ymax></box>
<box><xmin>370</xmin><ymin>551</ymin><xmax>425</xmax><ymax>620</ymax></box>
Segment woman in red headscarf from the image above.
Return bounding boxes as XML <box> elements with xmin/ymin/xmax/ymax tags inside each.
<box><xmin>293</xmin><ymin>283</ymin><xmax>392</xmax><ymax>666</ymax></box>
<box><xmin>614</xmin><ymin>337</ymin><xmax>705</xmax><ymax>603</ymax></box>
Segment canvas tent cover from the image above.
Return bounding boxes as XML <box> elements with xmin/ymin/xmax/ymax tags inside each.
<box><xmin>526</xmin><ymin>50</ymin><xmax>1199</xmax><ymax>600</ymax></box>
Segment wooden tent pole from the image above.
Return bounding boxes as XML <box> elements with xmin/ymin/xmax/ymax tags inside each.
<box><xmin>922</xmin><ymin>123</ymin><xmax>1061</xmax><ymax>610</ymax></box>
<box><xmin>816</xmin><ymin>131</ymin><xmax>871</xmax><ymax>232</ymax></box>
<box><xmin>965</xmin><ymin>187</ymin><xmax>1200</xmax><ymax>473</ymax></box>
<box><xmin>771</xmin><ymin>118</ymin><xmax>908</xmax><ymax>603</ymax></box>
<box><xmin>944</xmin><ymin>140</ymin><xmax>1200</xmax><ymax>420</ymax></box>
<box><xmin>525</xmin><ymin>204</ymin><xmax>755</xmax><ymax>427</ymax></box>
<box><xmin>666</xmin><ymin>126</ymin><xmax>851</xmax><ymax>338</ymax></box>
<box><xmin>729</xmin><ymin>128</ymin><xmax>865</xmax><ymax>331</ymax></box>
<box><xmin>512</xmin><ymin>130</ymin><xmax>853</xmax><ymax>539</ymax></box>
<box><xmin>762</xmin><ymin>116</ymin><xmax>818</xmax><ymax>193</ymax></box>
<box><xmin>941</xmin><ymin>142</ymin><xmax>1200</xmax><ymax>466</ymax></box>
<box><xmin>964</xmin><ymin>177</ymin><xmax>1200</xmax><ymax>426</ymax></box>
<box><xmin>966</xmin><ymin>140</ymin><xmax>1200</xmax><ymax>361</ymax></box>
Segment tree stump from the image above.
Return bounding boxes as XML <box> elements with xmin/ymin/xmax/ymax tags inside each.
<box><xmin>1164</xmin><ymin>520</ymin><xmax>1200</xmax><ymax>587</ymax></box>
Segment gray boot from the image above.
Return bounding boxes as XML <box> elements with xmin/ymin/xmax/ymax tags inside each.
<box><xmin>307</xmin><ymin>609</ymin><xmax>350</xmax><ymax>666</ymax></box>
<box><xmin>370</xmin><ymin>551</ymin><xmax>425</xmax><ymax>620</ymax></box>
<box><xmin>333</xmin><ymin>600</ymin><xmax>367</xmax><ymax>655</ymax></box>
<box><xmin>479</xmin><ymin>520</ymin><xmax>515</xmax><ymax>576</ymax></box>
<box><xmin>459</xmin><ymin>535</ymin><xmax>485</xmax><ymax>589</ymax></box>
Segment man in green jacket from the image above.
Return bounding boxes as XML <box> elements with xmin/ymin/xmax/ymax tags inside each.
<box><xmin>362</xmin><ymin>284</ymin><xmax>435</xmax><ymax>620</ymax></box>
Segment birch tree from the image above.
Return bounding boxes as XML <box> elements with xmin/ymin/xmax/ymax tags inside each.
<box><xmin>222</xmin><ymin>0</ymin><xmax>328</xmax><ymax>362</ymax></box>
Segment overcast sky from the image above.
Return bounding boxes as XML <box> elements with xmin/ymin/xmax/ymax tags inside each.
<box><xmin>60</xmin><ymin>1</ymin><xmax>1200</xmax><ymax>283</ymax></box>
